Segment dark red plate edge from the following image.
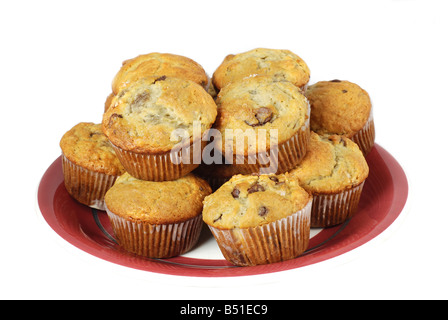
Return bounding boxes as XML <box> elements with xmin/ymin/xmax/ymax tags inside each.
<box><xmin>35</xmin><ymin>159</ymin><xmax>354</xmax><ymax>277</ymax></box>
<box><xmin>37</xmin><ymin>144</ymin><xmax>409</xmax><ymax>278</ymax></box>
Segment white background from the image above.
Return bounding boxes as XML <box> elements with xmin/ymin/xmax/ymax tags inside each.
<box><xmin>1</xmin><ymin>0</ymin><xmax>447</xmax><ymax>300</ymax></box>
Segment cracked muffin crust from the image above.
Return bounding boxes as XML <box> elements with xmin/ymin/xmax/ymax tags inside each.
<box><xmin>102</xmin><ymin>76</ymin><xmax>217</xmax><ymax>154</ymax></box>
<box><xmin>203</xmin><ymin>173</ymin><xmax>312</xmax><ymax>266</ymax></box>
<box><xmin>212</xmin><ymin>48</ymin><xmax>310</xmax><ymax>92</ymax></box>
<box><xmin>288</xmin><ymin>131</ymin><xmax>369</xmax><ymax>194</ymax></box>
<box><xmin>288</xmin><ymin>131</ymin><xmax>369</xmax><ymax>227</ymax></box>
<box><xmin>102</xmin><ymin>76</ymin><xmax>217</xmax><ymax>181</ymax></box>
<box><xmin>111</xmin><ymin>52</ymin><xmax>209</xmax><ymax>95</ymax></box>
<box><xmin>105</xmin><ymin>52</ymin><xmax>209</xmax><ymax>111</ymax></box>
<box><xmin>305</xmin><ymin>80</ymin><xmax>372</xmax><ymax>138</ymax></box>
<box><xmin>105</xmin><ymin>172</ymin><xmax>212</xmax><ymax>258</ymax></box>
<box><xmin>60</xmin><ymin>122</ymin><xmax>126</xmax><ymax>209</ymax></box>
<box><xmin>105</xmin><ymin>172</ymin><xmax>212</xmax><ymax>224</ymax></box>
<box><xmin>60</xmin><ymin>122</ymin><xmax>125</xmax><ymax>176</ymax></box>
<box><xmin>213</xmin><ymin>75</ymin><xmax>309</xmax><ymax>156</ymax></box>
<box><xmin>202</xmin><ymin>173</ymin><xmax>311</xmax><ymax>229</ymax></box>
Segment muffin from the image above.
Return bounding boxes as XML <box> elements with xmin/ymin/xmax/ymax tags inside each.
<box><xmin>102</xmin><ymin>76</ymin><xmax>218</xmax><ymax>181</ymax></box>
<box><xmin>213</xmin><ymin>75</ymin><xmax>310</xmax><ymax>175</ymax></box>
<box><xmin>60</xmin><ymin>122</ymin><xmax>126</xmax><ymax>210</ymax></box>
<box><xmin>288</xmin><ymin>132</ymin><xmax>369</xmax><ymax>227</ymax></box>
<box><xmin>212</xmin><ymin>48</ymin><xmax>310</xmax><ymax>92</ymax></box>
<box><xmin>105</xmin><ymin>52</ymin><xmax>209</xmax><ymax>111</ymax></box>
<box><xmin>105</xmin><ymin>172</ymin><xmax>212</xmax><ymax>258</ymax></box>
<box><xmin>305</xmin><ymin>80</ymin><xmax>375</xmax><ymax>155</ymax></box>
<box><xmin>203</xmin><ymin>173</ymin><xmax>312</xmax><ymax>266</ymax></box>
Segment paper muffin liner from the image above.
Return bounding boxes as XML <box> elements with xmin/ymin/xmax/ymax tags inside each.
<box><xmin>207</xmin><ymin>199</ymin><xmax>312</xmax><ymax>267</ymax></box>
<box><xmin>111</xmin><ymin>140</ymin><xmax>207</xmax><ymax>181</ymax></box>
<box><xmin>311</xmin><ymin>181</ymin><xmax>365</xmax><ymax>228</ymax></box>
<box><xmin>229</xmin><ymin>117</ymin><xmax>311</xmax><ymax>175</ymax></box>
<box><xmin>105</xmin><ymin>206</ymin><xmax>203</xmax><ymax>259</ymax></box>
<box><xmin>351</xmin><ymin>110</ymin><xmax>375</xmax><ymax>156</ymax></box>
<box><xmin>61</xmin><ymin>154</ymin><xmax>119</xmax><ymax>210</ymax></box>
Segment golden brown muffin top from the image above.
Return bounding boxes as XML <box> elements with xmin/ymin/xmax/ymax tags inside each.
<box><xmin>212</xmin><ymin>48</ymin><xmax>310</xmax><ymax>91</ymax></box>
<box><xmin>111</xmin><ymin>52</ymin><xmax>209</xmax><ymax>94</ymax></box>
<box><xmin>288</xmin><ymin>132</ymin><xmax>369</xmax><ymax>194</ymax></box>
<box><xmin>102</xmin><ymin>76</ymin><xmax>217</xmax><ymax>154</ymax></box>
<box><xmin>60</xmin><ymin>122</ymin><xmax>125</xmax><ymax>176</ymax></box>
<box><xmin>105</xmin><ymin>172</ymin><xmax>212</xmax><ymax>224</ymax></box>
<box><xmin>213</xmin><ymin>76</ymin><xmax>309</xmax><ymax>155</ymax></box>
<box><xmin>202</xmin><ymin>173</ymin><xmax>312</xmax><ymax>229</ymax></box>
<box><xmin>305</xmin><ymin>80</ymin><xmax>372</xmax><ymax>137</ymax></box>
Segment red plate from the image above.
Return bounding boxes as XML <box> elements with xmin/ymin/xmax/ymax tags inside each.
<box><xmin>37</xmin><ymin>144</ymin><xmax>408</xmax><ymax>277</ymax></box>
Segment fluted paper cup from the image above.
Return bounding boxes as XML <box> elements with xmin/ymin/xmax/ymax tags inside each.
<box><xmin>311</xmin><ymin>181</ymin><xmax>365</xmax><ymax>228</ymax></box>
<box><xmin>208</xmin><ymin>199</ymin><xmax>312</xmax><ymax>266</ymax></box>
<box><xmin>61</xmin><ymin>154</ymin><xmax>118</xmax><ymax>210</ymax></box>
<box><xmin>111</xmin><ymin>139</ymin><xmax>207</xmax><ymax>181</ymax></box>
<box><xmin>106</xmin><ymin>206</ymin><xmax>203</xmax><ymax>259</ymax></box>
<box><xmin>230</xmin><ymin>117</ymin><xmax>311</xmax><ymax>176</ymax></box>
<box><xmin>351</xmin><ymin>110</ymin><xmax>375</xmax><ymax>156</ymax></box>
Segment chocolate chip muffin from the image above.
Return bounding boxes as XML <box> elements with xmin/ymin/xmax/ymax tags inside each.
<box><xmin>213</xmin><ymin>75</ymin><xmax>310</xmax><ymax>175</ymax></box>
<box><xmin>105</xmin><ymin>172</ymin><xmax>212</xmax><ymax>258</ymax></box>
<box><xmin>203</xmin><ymin>173</ymin><xmax>312</xmax><ymax>266</ymax></box>
<box><xmin>288</xmin><ymin>131</ymin><xmax>369</xmax><ymax>227</ymax></box>
<box><xmin>212</xmin><ymin>48</ymin><xmax>310</xmax><ymax>92</ymax></box>
<box><xmin>305</xmin><ymin>80</ymin><xmax>375</xmax><ymax>155</ymax></box>
<box><xmin>105</xmin><ymin>52</ymin><xmax>209</xmax><ymax>111</ymax></box>
<box><xmin>60</xmin><ymin>122</ymin><xmax>125</xmax><ymax>210</ymax></box>
<box><xmin>102</xmin><ymin>76</ymin><xmax>217</xmax><ymax>181</ymax></box>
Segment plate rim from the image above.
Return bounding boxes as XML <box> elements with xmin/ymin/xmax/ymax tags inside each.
<box><xmin>37</xmin><ymin>144</ymin><xmax>408</xmax><ymax>277</ymax></box>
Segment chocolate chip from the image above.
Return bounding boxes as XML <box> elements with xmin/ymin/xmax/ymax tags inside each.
<box><xmin>231</xmin><ymin>188</ymin><xmax>240</xmax><ymax>198</ymax></box>
<box><xmin>269</xmin><ymin>175</ymin><xmax>284</xmax><ymax>185</ymax></box>
<box><xmin>133</xmin><ymin>92</ymin><xmax>150</xmax><ymax>105</ymax></box>
<box><xmin>245</xmin><ymin>107</ymin><xmax>274</xmax><ymax>127</ymax></box>
<box><xmin>154</xmin><ymin>75</ymin><xmax>167</xmax><ymax>83</ymax></box>
<box><xmin>269</xmin><ymin>176</ymin><xmax>279</xmax><ymax>183</ymax></box>
<box><xmin>247</xmin><ymin>183</ymin><xmax>265</xmax><ymax>194</ymax></box>
<box><xmin>255</xmin><ymin>107</ymin><xmax>273</xmax><ymax>125</ymax></box>
<box><xmin>258</xmin><ymin>206</ymin><xmax>269</xmax><ymax>217</ymax></box>
<box><xmin>330</xmin><ymin>79</ymin><xmax>341</xmax><ymax>82</ymax></box>
<box><xmin>244</xmin><ymin>120</ymin><xmax>258</xmax><ymax>127</ymax></box>
<box><xmin>107</xmin><ymin>113</ymin><xmax>123</xmax><ymax>128</ymax></box>
<box><xmin>213</xmin><ymin>214</ymin><xmax>223</xmax><ymax>223</ymax></box>
<box><xmin>342</xmin><ymin>90</ymin><xmax>348</xmax><ymax>93</ymax></box>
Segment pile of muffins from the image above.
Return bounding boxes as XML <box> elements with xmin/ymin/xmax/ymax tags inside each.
<box><xmin>59</xmin><ymin>48</ymin><xmax>374</xmax><ymax>267</ymax></box>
